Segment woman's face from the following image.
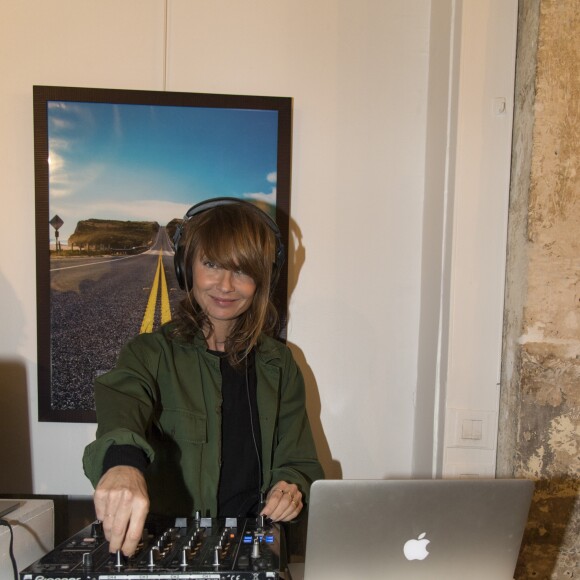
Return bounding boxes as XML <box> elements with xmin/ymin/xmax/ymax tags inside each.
<box><xmin>192</xmin><ymin>253</ymin><xmax>257</xmax><ymax>332</ymax></box>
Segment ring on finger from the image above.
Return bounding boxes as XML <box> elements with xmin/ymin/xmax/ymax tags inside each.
<box><xmin>291</xmin><ymin>499</ymin><xmax>298</xmax><ymax>508</ymax></box>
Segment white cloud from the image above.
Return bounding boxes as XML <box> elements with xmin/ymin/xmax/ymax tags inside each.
<box><xmin>49</xmin><ymin>160</ymin><xmax>106</xmax><ymax>199</ymax></box>
<box><xmin>242</xmin><ymin>171</ymin><xmax>277</xmax><ymax>206</ymax></box>
<box><xmin>243</xmin><ymin>187</ymin><xmax>276</xmax><ymax>206</ymax></box>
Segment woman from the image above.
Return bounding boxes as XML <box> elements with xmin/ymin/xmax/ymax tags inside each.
<box><xmin>82</xmin><ymin>198</ymin><xmax>324</xmax><ymax>556</ymax></box>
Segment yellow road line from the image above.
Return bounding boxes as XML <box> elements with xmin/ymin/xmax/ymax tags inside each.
<box><xmin>140</xmin><ymin>254</ymin><xmax>173</xmax><ymax>333</ymax></box>
<box><xmin>160</xmin><ymin>254</ymin><xmax>172</xmax><ymax>325</ymax></box>
<box><xmin>140</xmin><ymin>256</ymin><xmax>161</xmax><ymax>333</ymax></box>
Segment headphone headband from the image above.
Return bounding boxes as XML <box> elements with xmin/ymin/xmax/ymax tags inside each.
<box><xmin>173</xmin><ymin>197</ymin><xmax>285</xmax><ymax>292</ymax></box>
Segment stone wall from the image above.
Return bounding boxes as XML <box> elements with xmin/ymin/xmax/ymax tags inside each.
<box><xmin>500</xmin><ymin>0</ymin><xmax>579</xmax><ymax>577</ymax></box>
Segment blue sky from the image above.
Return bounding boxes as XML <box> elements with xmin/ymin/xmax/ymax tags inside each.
<box><xmin>48</xmin><ymin>100</ymin><xmax>279</xmax><ymax>243</ymax></box>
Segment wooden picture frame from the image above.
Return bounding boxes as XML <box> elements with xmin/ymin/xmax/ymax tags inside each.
<box><xmin>33</xmin><ymin>85</ymin><xmax>292</xmax><ymax>422</ymax></box>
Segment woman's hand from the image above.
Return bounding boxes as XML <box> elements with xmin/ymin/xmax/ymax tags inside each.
<box><xmin>93</xmin><ymin>466</ymin><xmax>150</xmax><ymax>556</ymax></box>
<box><xmin>260</xmin><ymin>481</ymin><xmax>303</xmax><ymax>522</ymax></box>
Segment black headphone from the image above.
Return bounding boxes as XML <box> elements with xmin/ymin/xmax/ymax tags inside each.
<box><xmin>173</xmin><ymin>197</ymin><xmax>285</xmax><ymax>292</ymax></box>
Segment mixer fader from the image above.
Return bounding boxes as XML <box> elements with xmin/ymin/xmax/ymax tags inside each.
<box><xmin>20</xmin><ymin>514</ymin><xmax>287</xmax><ymax>579</ymax></box>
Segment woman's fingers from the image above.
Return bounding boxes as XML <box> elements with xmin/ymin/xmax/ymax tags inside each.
<box><xmin>94</xmin><ymin>466</ymin><xmax>150</xmax><ymax>556</ymax></box>
<box><xmin>261</xmin><ymin>481</ymin><xmax>303</xmax><ymax>522</ymax></box>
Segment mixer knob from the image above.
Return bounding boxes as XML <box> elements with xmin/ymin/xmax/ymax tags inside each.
<box><xmin>82</xmin><ymin>552</ymin><xmax>93</xmax><ymax>568</ymax></box>
<box><xmin>251</xmin><ymin>537</ymin><xmax>261</xmax><ymax>559</ymax></box>
<box><xmin>147</xmin><ymin>546</ymin><xmax>160</xmax><ymax>568</ymax></box>
<box><xmin>180</xmin><ymin>547</ymin><xmax>191</xmax><ymax>568</ymax></box>
<box><xmin>213</xmin><ymin>546</ymin><xmax>220</xmax><ymax>567</ymax></box>
<box><xmin>114</xmin><ymin>550</ymin><xmax>124</xmax><ymax>569</ymax></box>
<box><xmin>91</xmin><ymin>521</ymin><xmax>103</xmax><ymax>539</ymax></box>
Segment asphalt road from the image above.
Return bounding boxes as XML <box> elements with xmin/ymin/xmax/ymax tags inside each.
<box><xmin>49</xmin><ymin>227</ymin><xmax>183</xmax><ymax>411</ymax></box>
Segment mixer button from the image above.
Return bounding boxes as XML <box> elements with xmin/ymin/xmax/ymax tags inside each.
<box><xmin>238</xmin><ymin>554</ymin><xmax>250</xmax><ymax>567</ymax></box>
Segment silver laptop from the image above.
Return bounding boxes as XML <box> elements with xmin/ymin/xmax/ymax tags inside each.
<box><xmin>302</xmin><ymin>479</ymin><xmax>533</xmax><ymax>580</ymax></box>
<box><xmin>0</xmin><ymin>500</ymin><xmax>20</xmax><ymax>518</ymax></box>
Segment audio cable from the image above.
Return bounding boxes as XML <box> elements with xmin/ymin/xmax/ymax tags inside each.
<box><xmin>245</xmin><ymin>356</ymin><xmax>263</xmax><ymax>514</ymax></box>
<box><xmin>0</xmin><ymin>518</ymin><xmax>18</xmax><ymax>580</ymax></box>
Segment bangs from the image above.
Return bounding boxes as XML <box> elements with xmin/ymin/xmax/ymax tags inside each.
<box><xmin>193</xmin><ymin>208</ymin><xmax>274</xmax><ymax>286</ymax></box>
<box><xmin>199</xmin><ymin>234</ymin><xmax>256</xmax><ymax>275</ymax></box>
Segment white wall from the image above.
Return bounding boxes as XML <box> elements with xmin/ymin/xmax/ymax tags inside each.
<box><xmin>0</xmin><ymin>0</ymin><xmax>167</xmax><ymax>495</ymax></box>
<box><xmin>0</xmin><ymin>0</ymin><xmax>517</xmax><ymax>496</ymax></box>
<box><xmin>441</xmin><ymin>0</ymin><xmax>518</xmax><ymax>478</ymax></box>
<box><xmin>410</xmin><ymin>0</ymin><xmax>518</xmax><ymax>479</ymax></box>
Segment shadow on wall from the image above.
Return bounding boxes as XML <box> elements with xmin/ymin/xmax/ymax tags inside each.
<box><xmin>515</xmin><ymin>477</ymin><xmax>580</xmax><ymax>579</ymax></box>
<box><xmin>287</xmin><ymin>340</ymin><xmax>342</xmax><ymax>482</ymax></box>
<box><xmin>0</xmin><ymin>266</ymin><xmax>33</xmax><ymax>492</ymax></box>
<box><xmin>0</xmin><ymin>359</ymin><xmax>33</xmax><ymax>493</ymax></box>
<box><xmin>284</xmin><ymin>214</ymin><xmax>341</xmax><ymax>481</ymax></box>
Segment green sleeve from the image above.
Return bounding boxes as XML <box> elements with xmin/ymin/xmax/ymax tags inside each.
<box><xmin>269</xmin><ymin>348</ymin><xmax>325</xmax><ymax>503</ymax></box>
<box><xmin>82</xmin><ymin>337</ymin><xmax>159</xmax><ymax>487</ymax></box>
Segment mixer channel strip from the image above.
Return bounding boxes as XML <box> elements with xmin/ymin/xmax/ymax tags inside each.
<box><xmin>20</xmin><ymin>516</ymin><xmax>286</xmax><ymax>579</ymax></box>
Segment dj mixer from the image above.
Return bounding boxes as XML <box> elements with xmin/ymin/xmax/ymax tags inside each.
<box><xmin>20</xmin><ymin>514</ymin><xmax>287</xmax><ymax>579</ymax></box>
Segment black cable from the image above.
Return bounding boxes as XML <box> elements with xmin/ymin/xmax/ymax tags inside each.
<box><xmin>246</xmin><ymin>356</ymin><xmax>263</xmax><ymax>512</ymax></box>
<box><xmin>0</xmin><ymin>518</ymin><xmax>18</xmax><ymax>580</ymax></box>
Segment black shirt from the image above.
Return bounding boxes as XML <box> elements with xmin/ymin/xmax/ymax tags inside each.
<box><xmin>216</xmin><ymin>350</ymin><xmax>262</xmax><ymax>517</ymax></box>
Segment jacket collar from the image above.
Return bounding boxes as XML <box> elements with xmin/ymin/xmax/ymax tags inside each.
<box><xmin>169</xmin><ymin>323</ymin><xmax>283</xmax><ymax>366</ymax></box>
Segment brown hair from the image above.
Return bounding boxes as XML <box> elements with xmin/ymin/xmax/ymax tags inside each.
<box><xmin>172</xmin><ymin>202</ymin><xmax>279</xmax><ymax>366</ymax></box>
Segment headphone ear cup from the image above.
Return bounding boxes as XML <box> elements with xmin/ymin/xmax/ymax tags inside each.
<box><xmin>174</xmin><ymin>243</ymin><xmax>187</xmax><ymax>290</ymax></box>
<box><xmin>270</xmin><ymin>240</ymin><xmax>285</xmax><ymax>293</ymax></box>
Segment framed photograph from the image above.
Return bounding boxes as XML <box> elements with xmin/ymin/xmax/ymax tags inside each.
<box><xmin>33</xmin><ymin>85</ymin><xmax>292</xmax><ymax>423</ymax></box>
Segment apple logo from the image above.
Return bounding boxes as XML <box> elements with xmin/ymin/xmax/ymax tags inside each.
<box><xmin>403</xmin><ymin>532</ymin><xmax>430</xmax><ymax>561</ymax></box>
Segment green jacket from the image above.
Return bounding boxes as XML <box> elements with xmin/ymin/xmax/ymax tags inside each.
<box><xmin>82</xmin><ymin>324</ymin><xmax>324</xmax><ymax>516</ymax></box>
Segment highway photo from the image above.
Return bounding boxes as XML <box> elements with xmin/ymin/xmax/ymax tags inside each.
<box><xmin>49</xmin><ymin>227</ymin><xmax>182</xmax><ymax>411</ymax></box>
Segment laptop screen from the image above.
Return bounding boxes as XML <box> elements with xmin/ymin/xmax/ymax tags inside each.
<box><xmin>304</xmin><ymin>479</ymin><xmax>533</xmax><ymax>580</ymax></box>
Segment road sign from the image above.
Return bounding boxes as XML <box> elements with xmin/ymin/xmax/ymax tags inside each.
<box><xmin>50</xmin><ymin>215</ymin><xmax>64</xmax><ymax>230</ymax></box>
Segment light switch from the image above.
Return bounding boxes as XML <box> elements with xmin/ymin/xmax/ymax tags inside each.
<box><xmin>446</xmin><ymin>408</ymin><xmax>498</xmax><ymax>449</ymax></box>
<box><xmin>462</xmin><ymin>419</ymin><xmax>483</xmax><ymax>440</ymax></box>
